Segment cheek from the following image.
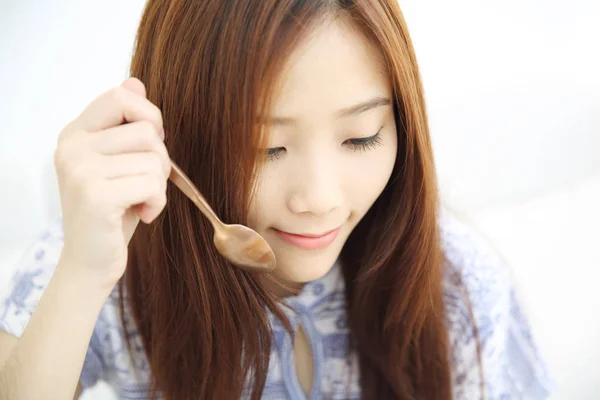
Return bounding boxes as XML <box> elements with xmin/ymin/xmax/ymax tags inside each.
<box><xmin>246</xmin><ymin>169</ymin><xmax>280</xmax><ymax>231</ymax></box>
<box><xmin>347</xmin><ymin>134</ymin><xmax>397</xmax><ymax>211</ymax></box>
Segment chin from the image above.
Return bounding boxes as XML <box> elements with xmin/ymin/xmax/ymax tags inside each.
<box><xmin>271</xmin><ymin>252</ymin><xmax>340</xmax><ymax>284</ymax></box>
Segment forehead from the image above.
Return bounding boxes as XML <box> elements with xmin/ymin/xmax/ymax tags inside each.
<box><xmin>270</xmin><ymin>17</ymin><xmax>390</xmax><ymax>119</ymax></box>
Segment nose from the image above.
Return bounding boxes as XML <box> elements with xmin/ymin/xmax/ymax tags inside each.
<box><xmin>286</xmin><ymin>153</ymin><xmax>342</xmax><ymax>216</ymax></box>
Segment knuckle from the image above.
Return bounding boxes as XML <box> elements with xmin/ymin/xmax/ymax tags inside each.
<box><xmin>155</xmin><ymin>141</ymin><xmax>170</xmax><ymax>164</ymax></box>
<box><xmin>132</xmin><ymin>134</ymin><xmax>152</xmax><ymax>152</ymax></box>
<box><xmin>153</xmin><ymin>138</ymin><xmax>166</xmax><ymax>154</ymax></box>
<box><xmin>109</xmin><ymin>87</ymin><xmax>128</xmax><ymax>108</ymax></box>
<box><xmin>139</xmin><ymin>119</ymin><xmax>156</xmax><ymax>134</ymax></box>
<box><xmin>152</xmin><ymin>106</ymin><xmax>164</xmax><ymax>129</ymax></box>
<box><xmin>150</xmin><ymin>153</ymin><xmax>163</xmax><ymax>173</ymax></box>
<box><xmin>138</xmin><ymin>122</ymin><xmax>158</xmax><ymax>146</ymax></box>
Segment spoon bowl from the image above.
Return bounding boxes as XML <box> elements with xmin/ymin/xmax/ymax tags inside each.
<box><xmin>213</xmin><ymin>224</ymin><xmax>276</xmax><ymax>272</ymax></box>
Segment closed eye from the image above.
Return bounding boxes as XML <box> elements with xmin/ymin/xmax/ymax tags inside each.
<box><xmin>266</xmin><ymin>147</ymin><xmax>286</xmax><ymax>161</ymax></box>
<box><xmin>264</xmin><ymin>126</ymin><xmax>385</xmax><ymax>161</ymax></box>
<box><xmin>343</xmin><ymin>126</ymin><xmax>384</xmax><ymax>151</ymax></box>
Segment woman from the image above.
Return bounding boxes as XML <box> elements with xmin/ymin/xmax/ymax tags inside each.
<box><xmin>0</xmin><ymin>0</ymin><xmax>553</xmax><ymax>399</ymax></box>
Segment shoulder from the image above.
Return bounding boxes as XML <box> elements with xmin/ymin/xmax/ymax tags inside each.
<box><xmin>438</xmin><ymin>210</ymin><xmax>555</xmax><ymax>399</ymax></box>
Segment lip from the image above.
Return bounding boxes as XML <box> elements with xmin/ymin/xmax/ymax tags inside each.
<box><xmin>274</xmin><ymin>227</ymin><xmax>341</xmax><ymax>250</ymax></box>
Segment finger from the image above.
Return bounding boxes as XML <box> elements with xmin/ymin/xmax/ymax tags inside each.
<box><xmin>99</xmin><ymin>152</ymin><xmax>169</xmax><ymax>180</ymax></box>
<box><xmin>93</xmin><ymin>122</ymin><xmax>171</xmax><ymax>177</ymax></box>
<box><xmin>121</xmin><ymin>77</ymin><xmax>146</xmax><ymax>98</ymax></box>
<box><xmin>106</xmin><ymin>175</ymin><xmax>167</xmax><ymax>223</ymax></box>
<box><xmin>134</xmin><ymin>203</ymin><xmax>158</xmax><ymax>224</ymax></box>
<box><xmin>91</xmin><ymin>121</ymin><xmax>168</xmax><ymax>166</ymax></box>
<box><xmin>69</xmin><ymin>84</ymin><xmax>163</xmax><ymax>135</ymax></box>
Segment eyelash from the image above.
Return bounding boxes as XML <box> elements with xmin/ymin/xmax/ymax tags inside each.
<box><xmin>266</xmin><ymin>147</ymin><xmax>285</xmax><ymax>161</ymax></box>
<box><xmin>266</xmin><ymin>126</ymin><xmax>384</xmax><ymax>162</ymax></box>
<box><xmin>344</xmin><ymin>126</ymin><xmax>384</xmax><ymax>152</ymax></box>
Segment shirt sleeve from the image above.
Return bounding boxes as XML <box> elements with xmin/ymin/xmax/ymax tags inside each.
<box><xmin>441</xmin><ymin>214</ymin><xmax>556</xmax><ymax>399</ymax></box>
<box><xmin>0</xmin><ymin>220</ymin><xmax>108</xmax><ymax>390</ymax></box>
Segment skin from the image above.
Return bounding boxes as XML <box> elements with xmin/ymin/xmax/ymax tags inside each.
<box><xmin>249</xmin><ymin>17</ymin><xmax>397</xmax><ymax>285</ymax></box>
<box><xmin>248</xmin><ymin>17</ymin><xmax>398</xmax><ymax>394</ymax></box>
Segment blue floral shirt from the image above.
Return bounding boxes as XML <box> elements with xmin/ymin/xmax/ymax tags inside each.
<box><xmin>0</xmin><ymin>213</ymin><xmax>555</xmax><ymax>399</ymax></box>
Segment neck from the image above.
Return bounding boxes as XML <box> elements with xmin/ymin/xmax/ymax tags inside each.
<box><xmin>264</xmin><ymin>274</ymin><xmax>305</xmax><ymax>298</ymax></box>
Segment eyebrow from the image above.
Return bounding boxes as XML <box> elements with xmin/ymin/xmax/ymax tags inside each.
<box><xmin>336</xmin><ymin>96</ymin><xmax>393</xmax><ymax>118</ymax></box>
<box><xmin>262</xmin><ymin>96</ymin><xmax>393</xmax><ymax>126</ymax></box>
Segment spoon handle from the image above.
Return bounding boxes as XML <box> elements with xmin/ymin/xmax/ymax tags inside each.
<box><xmin>169</xmin><ymin>160</ymin><xmax>223</xmax><ymax>230</ymax></box>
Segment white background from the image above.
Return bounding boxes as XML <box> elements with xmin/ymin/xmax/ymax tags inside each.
<box><xmin>0</xmin><ymin>1</ymin><xmax>598</xmax><ymax>399</ymax></box>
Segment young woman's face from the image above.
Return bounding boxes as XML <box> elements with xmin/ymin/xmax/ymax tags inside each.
<box><xmin>248</xmin><ymin>18</ymin><xmax>398</xmax><ymax>284</ymax></box>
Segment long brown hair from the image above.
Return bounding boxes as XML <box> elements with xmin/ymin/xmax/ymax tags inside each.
<box><xmin>121</xmin><ymin>1</ymin><xmax>452</xmax><ymax>399</ymax></box>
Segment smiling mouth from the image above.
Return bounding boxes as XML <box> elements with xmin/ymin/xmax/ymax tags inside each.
<box><xmin>273</xmin><ymin>227</ymin><xmax>341</xmax><ymax>250</ymax></box>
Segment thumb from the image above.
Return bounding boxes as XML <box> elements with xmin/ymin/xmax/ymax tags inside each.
<box><xmin>121</xmin><ymin>77</ymin><xmax>147</xmax><ymax>98</ymax></box>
